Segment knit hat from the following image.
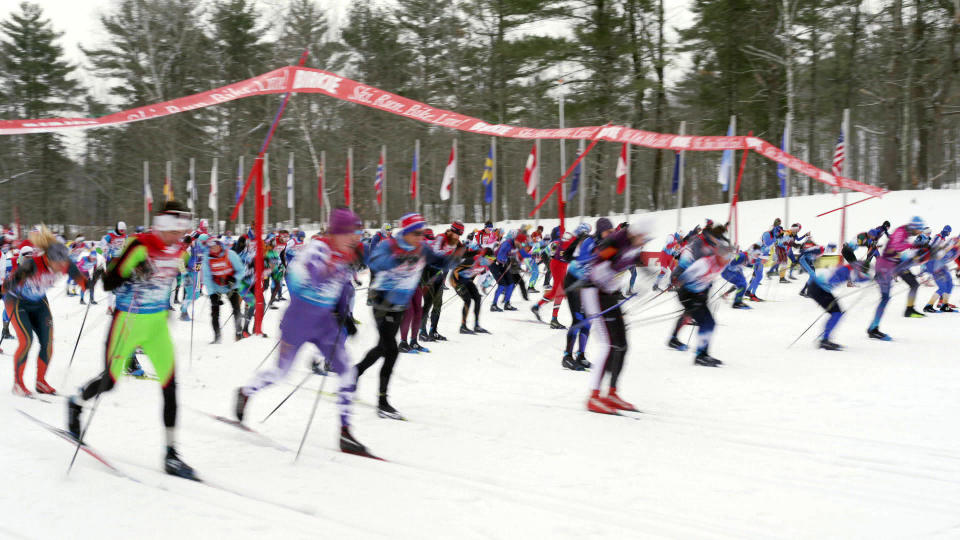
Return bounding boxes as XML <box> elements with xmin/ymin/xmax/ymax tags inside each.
<box><xmin>450</xmin><ymin>221</ymin><xmax>465</xmax><ymax>236</ymax></box>
<box><xmin>595</xmin><ymin>217</ymin><xmax>613</xmax><ymax>235</ymax></box>
<box><xmin>328</xmin><ymin>207</ymin><xmax>361</xmax><ymax>235</ymax></box>
<box><xmin>399</xmin><ymin>213</ymin><xmax>426</xmax><ymax>235</ymax></box>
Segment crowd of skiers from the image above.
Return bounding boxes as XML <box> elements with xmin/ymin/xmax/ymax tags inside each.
<box><xmin>2</xmin><ymin>199</ymin><xmax>955</xmax><ymax>478</ymax></box>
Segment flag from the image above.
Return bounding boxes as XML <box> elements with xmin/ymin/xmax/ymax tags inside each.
<box><xmin>163</xmin><ymin>173</ymin><xmax>174</xmax><ymax>202</ymax></box>
<box><xmin>480</xmin><ymin>144</ymin><xmax>494</xmax><ymax>204</ymax></box>
<box><xmin>344</xmin><ymin>153</ymin><xmax>351</xmax><ymax>206</ymax></box>
<box><xmin>187</xmin><ymin>165</ymin><xmax>196</xmax><ymax>212</ymax></box>
<box><xmin>374</xmin><ymin>150</ymin><xmax>385</xmax><ymax>206</ymax></box>
<box><xmin>522</xmin><ymin>143</ymin><xmax>538</xmax><ymax>198</ymax></box>
<box><xmin>831</xmin><ymin>132</ymin><xmax>846</xmax><ymax>177</ymax></box>
<box><xmin>144</xmin><ymin>176</ymin><xmax>153</xmax><ymax>212</ymax></box>
<box><xmin>615</xmin><ymin>143</ymin><xmax>628</xmax><ymax>194</ymax></box>
<box><xmin>567</xmin><ymin>152</ymin><xmax>582</xmax><ymax>199</ymax></box>
<box><xmin>670</xmin><ymin>151</ymin><xmax>681</xmax><ymax>194</ymax></box>
<box><xmin>286</xmin><ymin>159</ymin><xmax>294</xmax><ymax>210</ymax></box>
<box><xmin>777</xmin><ymin>122</ymin><xmax>790</xmax><ymax>197</ymax></box>
<box><xmin>208</xmin><ymin>159</ymin><xmax>218</xmax><ymax>212</ymax></box>
<box><xmin>439</xmin><ymin>142</ymin><xmax>456</xmax><ymax>201</ymax></box>
<box><xmin>409</xmin><ymin>146</ymin><xmax>418</xmax><ymax>200</ymax></box>
<box><xmin>717</xmin><ymin>121</ymin><xmax>734</xmax><ymax>192</ymax></box>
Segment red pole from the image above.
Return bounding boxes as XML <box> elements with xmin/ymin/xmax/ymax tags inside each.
<box><xmin>529</xmin><ymin>127</ymin><xmax>607</xmax><ymax>218</ymax></box>
<box><xmin>815</xmin><ymin>194</ymin><xmax>878</xmax><ymax>218</ymax></box>
<box><xmin>253</xmin><ymin>159</ymin><xmax>265</xmax><ymax>335</ymax></box>
<box><xmin>728</xmin><ymin>130</ymin><xmax>752</xmax><ymax>246</ymax></box>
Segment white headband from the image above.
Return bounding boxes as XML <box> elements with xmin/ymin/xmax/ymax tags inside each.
<box><xmin>154</xmin><ymin>214</ymin><xmax>191</xmax><ymax>232</ymax></box>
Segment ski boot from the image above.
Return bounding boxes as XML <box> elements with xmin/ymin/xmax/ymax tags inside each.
<box><xmin>165</xmin><ymin>446</ymin><xmax>199</xmax><ymax>481</ymax></box>
<box><xmin>429</xmin><ymin>330</ymin><xmax>447</xmax><ymax>342</ymax></box>
<box><xmin>211</xmin><ymin>330</ymin><xmax>222</xmax><ymax>344</ymax></box>
<box><xmin>473</xmin><ymin>324</ymin><xmax>490</xmax><ymax>334</ymax></box>
<box><xmin>605</xmin><ymin>388</ymin><xmax>637</xmax><ymax>412</ymax></box>
<box><xmin>310</xmin><ymin>359</ymin><xmax>329</xmax><ymax>375</ymax></box>
<box><xmin>179</xmin><ymin>312</ymin><xmax>191</xmax><ymax>322</ymax></box>
<box><xmin>819</xmin><ymin>339</ymin><xmax>843</xmax><ymax>351</ymax></box>
<box><xmin>779</xmin><ymin>277</ymin><xmax>790</xmax><ymax>284</ymax></box>
<box><xmin>747</xmin><ymin>292</ymin><xmax>763</xmax><ymax>302</ymax></box>
<box><xmin>411</xmin><ymin>342</ymin><xmax>430</xmax><ymax>353</ymax></box>
<box><xmin>418</xmin><ymin>328</ymin><xmax>432</xmax><ymax>342</ymax></box>
<box><xmin>941</xmin><ymin>304</ymin><xmax>956</xmax><ymax>313</ymax></box>
<box><xmin>694</xmin><ymin>351</ymin><xmax>722</xmax><ymax>367</ymax></box>
<box><xmin>376</xmin><ymin>395</ymin><xmax>406</xmax><ymax>421</ymax></box>
<box><xmin>2</xmin><ymin>325</ymin><xmax>14</xmax><ymax>340</ymax></box>
<box><xmin>126</xmin><ymin>355</ymin><xmax>145</xmax><ymax>377</ymax></box>
<box><xmin>35</xmin><ymin>379</ymin><xmax>56</xmax><ymax>395</ymax></box>
<box><xmin>867</xmin><ymin>327</ymin><xmax>892</xmax><ymax>341</ymax></box>
<box><xmin>732</xmin><ymin>301</ymin><xmax>751</xmax><ymax>309</ymax></box>
<box><xmin>562</xmin><ymin>352</ymin><xmax>583</xmax><ymax>371</ymax></box>
<box><xmin>79</xmin><ymin>297</ymin><xmax>86</xmax><ymax>305</ymax></box>
<box><xmin>549</xmin><ymin>318</ymin><xmax>566</xmax><ymax>330</ymax></box>
<box><xmin>459</xmin><ymin>324</ymin><xmax>475</xmax><ymax>335</ymax></box>
<box><xmin>530</xmin><ymin>304</ymin><xmax>542</xmax><ymax>322</ymax></box>
<box><xmin>490</xmin><ymin>304</ymin><xmax>503</xmax><ymax>312</ymax></box>
<box><xmin>923</xmin><ymin>304</ymin><xmax>938</xmax><ymax>314</ymax></box>
<box><xmin>340</xmin><ymin>427</ymin><xmax>375</xmax><ymax>457</ymax></box>
<box><xmin>12</xmin><ymin>380</ymin><xmax>31</xmax><ymax>397</ymax></box>
<box><xmin>528</xmin><ymin>286</ymin><xmax>539</xmax><ymax>293</ymax></box>
<box><xmin>503</xmin><ymin>303</ymin><xmax>518</xmax><ymax>311</ymax></box>
<box><xmin>586</xmin><ymin>390</ymin><xmax>617</xmax><ymax>414</ymax></box>
<box><xmin>234</xmin><ymin>388</ymin><xmax>249</xmax><ymax>422</ymax></box>
<box><xmin>575</xmin><ymin>351</ymin><xmax>591</xmax><ymax>369</ymax></box>
<box><xmin>67</xmin><ymin>396</ymin><xmax>83</xmax><ymax>437</ymax></box>
<box><xmin>904</xmin><ymin>307</ymin><xmax>925</xmax><ymax>318</ymax></box>
<box><xmin>667</xmin><ymin>337</ymin><xmax>688</xmax><ymax>351</ymax></box>
<box><xmin>398</xmin><ymin>340</ymin><xmax>412</xmax><ymax>353</ymax></box>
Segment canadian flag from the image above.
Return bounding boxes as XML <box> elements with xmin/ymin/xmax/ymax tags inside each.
<box><xmin>144</xmin><ymin>177</ymin><xmax>153</xmax><ymax>212</ymax></box>
<box><xmin>616</xmin><ymin>142</ymin><xmax>628</xmax><ymax>194</ymax></box>
<box><xmin>439</xmin><ymin>142</ymin><xmax>456</xmax><ymax>201</ymax></box>
<box><xmin>522</xmin><ymin>143</ymin><xmax>538</xmax><ymax>198</ymax></box>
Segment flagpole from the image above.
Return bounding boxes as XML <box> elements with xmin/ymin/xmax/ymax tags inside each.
<box><xmin>381</xmin><ymin>144</ymin><xmax>387</xmax><ymax>225</ymax></box>
<box><xmin>840</xmin><ymin>108</ymin><xmax>850</xmax><ymax>246</ymax></box>
<box><xmin>211</xmin><ymin>157</ymin><xmax>219</xmax><ymax>234</ymax></box>
<box><xmin>347</xmin><ymin>147</ymin><xmax>353</xmax><ymax>213</ymax></box>
<box><xmin>319</xmin><ymin>150</ymin><xmax>326</xmax><ymax>225</ymax></box>
<box><xmin>784</xmin><ymin>114</ymin><xmax>792</xmax><ymax>226</ymax></box>
<box><xmin>578</xmin><ymin>139</ymin><xmax>586</xmax><ymax>224</ymax></box>
<box><xmin>288</xmin><ymin>152</ymin><xmax>295</xmax><ymax>229</ymax></box>
<box><xmin>452</xmin><ymin>138</ymin><xmax>459</xmax><ymax>221</ymax></box>
<box><xmin>534</xmin><ymin>138</ymin><xmax>541</xmax><ymax>226</ymax></box>
<box><xmin>238</xmin><ymin>156</ymin><xmax>245</xmax><ymax>228</ymax></box>
<box><xmin>264</xmin><ymin>153</ymin><xmax>270</xmax><ymax>228</ymax></box>
<box><xmin>559</xmin><ymin>92</ymin><xmax>566</xmax><ymax>222</ymax></box>
<box><xmin>491</xmin><ymin>137</ymin><xmax>497</xmax><ymax>223</ymax></box>
<box><xmin>675</xmin><ymin>121</ymin><xmax>686</xmax><ymax>231</ymax></box>
<box><xmin>143</xmin><ymin>161</ymin><xmax>150</xmax><ymax>228</ymax></box>
<box><xmin>165</xmin><ymin>160</ymin><xmax>172</xmax><ymax>202</ymax></box>
<box><xmin>414</xmin><ymin>139</ymin><xmax>420</xmax><ymax>214</ymax></box>
<box><xmin>624</xmin><ymin>128</ymin><xmax>631</xmax><ymax>220</ymax></box>
<box><xmin>189</xmin><ymin>157</ymin><xmax>197</xmax><ymax>227</ymax></box>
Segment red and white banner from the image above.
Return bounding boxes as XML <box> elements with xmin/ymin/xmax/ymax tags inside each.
<box><xmin>0</xmin><ymin>65</ymin><xmax>886</xmax><ymax>198</ymax></box>
<box><xmin>615</xmin><ymin>143</ymin><xmax>628</xmax><ymax>195</ymax></box>
<box><xmin>522</xmin><ymin>143</ymin><xmax>538</xmax><ymax>198</ymax></box>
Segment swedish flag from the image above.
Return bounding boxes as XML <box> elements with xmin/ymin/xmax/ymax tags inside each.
<box><xmin>481</xmin><ymin>146</ymin><xmax>494</xmax><ymax>203</ymax></box>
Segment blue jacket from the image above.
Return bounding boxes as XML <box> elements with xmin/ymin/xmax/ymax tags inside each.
<box><xmin>369</xmin><ymin>236</ymin><xmax>450</xmax><ymax>309</ymax></box>
<box><xmin>202</xmin><ymin>249</ymin><xmax>245</xmax><ymax>294</ymax></box>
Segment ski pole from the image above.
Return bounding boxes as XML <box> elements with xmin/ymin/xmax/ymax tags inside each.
<box><xmin>567</xmin><ymin>292</ymin><xmax>641</xmax><ymax>333</ymax></box>
<box><xmin>294</xmin><ymin>370</ymin><xmax>329</xmax><ymax>462</ymax></box>
<box><xmin>60</xmin><ymin>299</ymin><xmax>92</xmax><ymax>388</ymax></box>
<box><xmin>787</xmin><ymin>284</ymin><xmax>872</xmax><ymax>349</ymax></box>
<box><xmin>261</xmin><ymin>368</ymin><xmax>312</xmax><ymax>424</ymax></box>
<box><xmin>255</xmin><ymin>339</ymin><xmax>282</xmax><ymax>370</ymax></box>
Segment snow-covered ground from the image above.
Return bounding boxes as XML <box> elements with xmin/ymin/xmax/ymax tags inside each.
<box><xmin>3</xmin><ymin>190</ymin><xmax>960</xmax><ymax>539</ymax></box>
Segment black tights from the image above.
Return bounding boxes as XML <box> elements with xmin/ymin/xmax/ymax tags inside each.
<box><xmin>596</xmin><ymin>291</ymin><xmax>627</xmax><ymax>388</ymax></box>
<box><xmin>356</xmin><ymin>308</ymin><xmax>403</xmax><ymax>397</ymax></box>
<box><xmin>420</xmin><ymin>278</ymin><xmax>444</xmax><ymax>333</ymax></box>
<box><xmin>210</xmin><ymin>292</ymin><xmax>241</xmax><ymax>335</ymax></box>
<box><xmin>455</xmin><ymin>278</ymin><xmax>482</xmax><ymax>325</ymax></box>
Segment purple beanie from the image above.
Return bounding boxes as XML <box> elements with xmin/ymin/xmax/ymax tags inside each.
<box><xmin>328</xmin><ymin>208</ymin><xmax>361</xmax><ymax>235</ymax></box>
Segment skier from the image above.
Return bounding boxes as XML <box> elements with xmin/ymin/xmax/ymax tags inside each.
<box><xmin>653</xmin><ymin>232</ymin><xmax>682</xmax><ymax>291</ymax></box>
<box><xmin>77</xmin><ymin>250</ymin><xmax>105</xmax><ymax>305</ymax></box>
<box><xmin>867</xmin><ymin>216</ymin><xmax>926</xmax><ymax>340</ymax></box>
<box><xmin>236</xmin><ymin>208</ymin><xmax>372</xmax><ymax>456</ymax></box>
<box><xmin>563</xmin><ymin>218</ymin><xmax>614</xmax><ymax>371</ymax></box>
<box><xmin>419</xmin><ymin>221</ymin><xmax>463</xmax><ymax>342</ymax></box>
<box><xmin>68</xmin><ymin>201</ymin><xmax>196</xmax><ymax>479</ymax></box>
<box><xmin>451</xmin><ymin>247</ymin><xmax>494</xmax><ymax>334</ymax></box>
<box><xmin>490</xmin><ymin>230</ymin><xmax>530</xmax><ymax>312</ymax></box>
<box><xmin>202</xmin><ymin>239</ymin><xmax>245</xmax><ymax>342</ymax></box>
<box><xmin>582</xmin><ymin>220</ymin><xmax>652</xmax><ymax>414</ymax></box>
<box><xmin>804</xmin><ymin>259</ymin><xmax>871</xmax><ymax>350</ymax></box>
<box><xmin>922</xmin><ymin>231</ymin><xmax>958</xmax><ymax>313</ymax></box>
<box><xmin>531</xmin><ymin>226</ymin><xmax>577</xmax><ymax>327</ymax></box>
<box><xmin>720</xmin><ymin>246</ymin><xmax>754</xmax><ymax>309</ymax></box>
<box><xmin>101</xmin><ymin>221</ymin><xmax>127</xmax><ymax>314</ymax></box>
<box><xmin>355</xmin><ymin>213</ymin><xmax>463</xmax><ymax>420</ymax></box>
<box><xmin>667</xmin><ymin>224</ymin><xmax>733</xmax><ymax>366</ymax></box>
<box><xmin>3</xmin><ymin>228</ymin><xmax>85</xmax><ymax>395</ymax></box>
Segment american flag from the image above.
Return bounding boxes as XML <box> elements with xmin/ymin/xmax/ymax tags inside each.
<box><xmin>831</xmin><ymin>132</ymin><xmax>845</xmax><ymax>176</ymax></box>
<box><xmin>374</xmin><ymin>151</ymin><xmax>384</xmax><ymax>206</ymax></box>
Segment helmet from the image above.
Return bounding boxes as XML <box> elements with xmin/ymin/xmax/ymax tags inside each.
<box><xmin>135</xmin><ymin>226</ymin><xmax>144</xmax><ymax>234</ymax></box>
<box><xmin>942</xmin><ymin>225</ymin><xmax>952</xmax><ymax>235</ymax></box>
<box><xmin>908</xmin><ymin>216</ymin><xmax>926</xmax><ymax>231</ymax></box>
<box><xmin>575</xmin><ymin>223</ymin><xmax>591</xmax><ymax>236</ymax></box>
<box><xmin>116</xmin><ymin>221</ymin><xmax>127</xmax><ymax>233</ymax></box>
